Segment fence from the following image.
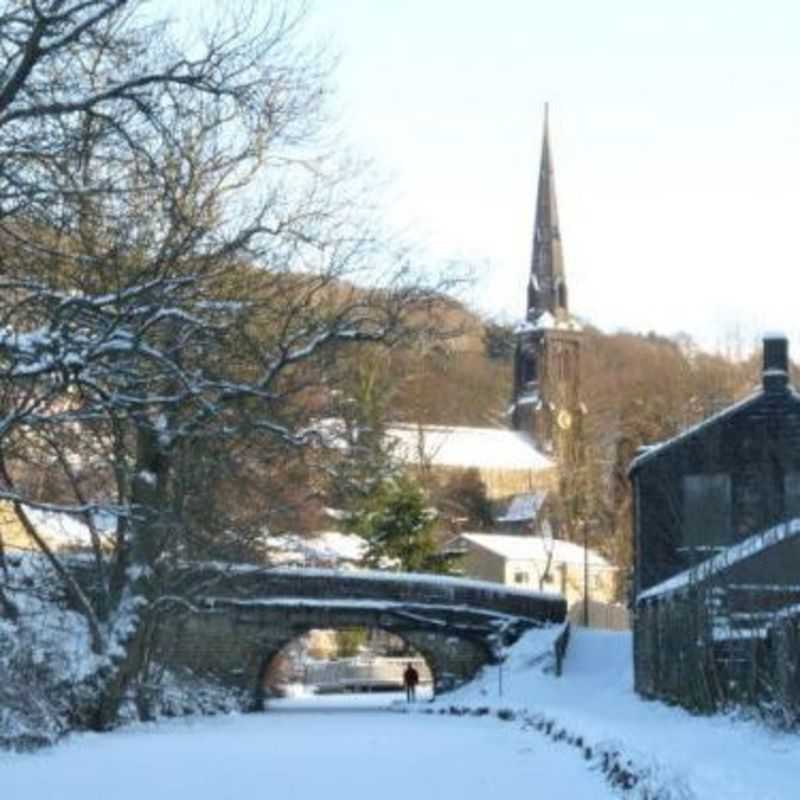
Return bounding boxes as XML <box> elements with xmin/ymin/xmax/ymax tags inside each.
<box><xmin>567</xmin><ymin>599</ymin><xmax>630</xmax><ymax>630</ymax></box>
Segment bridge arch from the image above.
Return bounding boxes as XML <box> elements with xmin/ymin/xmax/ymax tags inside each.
<box><xmin>157</xmin><ymin>604</ymin><xmax>496</xmax><ymax>709</ymax></box>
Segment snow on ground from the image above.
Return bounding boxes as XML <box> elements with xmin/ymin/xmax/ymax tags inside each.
<box><xmin>4</xmin><ymin>623</ymin><xmax>800</xmax><ymax>799</ymax></box>
<box><xmin>2</xmin><ymin>694</ymin><xmax>615</xmax><ymax>800</ymax></box>
<box><xmin>438</xmin><ymin>626</ymin><xmax>800</xmax><ymax>800</ymax></box>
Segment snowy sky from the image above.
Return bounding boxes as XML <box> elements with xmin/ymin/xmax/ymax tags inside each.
<box><xmin>166</xmin><ymin>1</ymin><xmax>800</xmax><ymax>353</ymax></box>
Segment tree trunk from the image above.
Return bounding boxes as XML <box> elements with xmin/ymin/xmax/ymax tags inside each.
<box><xmin>90</xmin><ymin>613</ymin><xmax>155</xmax><ymax>730</ymax></box>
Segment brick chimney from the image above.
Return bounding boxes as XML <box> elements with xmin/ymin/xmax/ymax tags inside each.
<box><xmin>763</xmin><ymin>333</ymin><xmax>789</xmax><ymax>394</ymax></box>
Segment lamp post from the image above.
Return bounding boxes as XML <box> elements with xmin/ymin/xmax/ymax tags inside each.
<box><xmin>582</xmin><ymin>520</ymin><xmax>589</xmax><ymax>627</ymax></box>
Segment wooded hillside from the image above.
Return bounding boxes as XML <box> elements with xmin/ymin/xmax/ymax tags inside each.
<box><xmin>373</xmin><ymin>300</ymin><xmax>766</xmax><ymax>577</ymax></box>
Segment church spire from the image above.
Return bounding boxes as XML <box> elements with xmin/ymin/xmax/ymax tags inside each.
<box><xmin>527</xmin><ymin>103</ymin><xmax>568</xmax><ymax>321</ymax></box>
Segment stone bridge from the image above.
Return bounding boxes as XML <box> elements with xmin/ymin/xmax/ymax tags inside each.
<box><xmin>151</xmin><ymin>566</ymin><xmax>566</xmax><ymax>708</ymax></box>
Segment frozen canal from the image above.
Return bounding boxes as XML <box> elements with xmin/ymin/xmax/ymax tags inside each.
<box><xmin>3</xmin><ymin>694</ymin><xmax>614</xmax><ymax>799</ymax></box>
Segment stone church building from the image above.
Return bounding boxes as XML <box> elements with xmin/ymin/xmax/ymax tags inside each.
<box><xmin>510</xmin><ymin>104</ymin><xmax>584</xmax><ymax>472</ymax></box>
<box><xmin>390</xmin><ymin>104</ymin><xmax>586</xmax><ymax>532</ymax></box>
<box><xmin>437</xmin><ymin>107</ymin><xmax>622</xmax><ymax>623</ymax></box>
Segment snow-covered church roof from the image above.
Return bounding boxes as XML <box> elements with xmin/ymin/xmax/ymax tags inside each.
<box><xmin>385</xmin><ymin>424</ymin><xmax>552</xmax><ymax>472</ymax></box>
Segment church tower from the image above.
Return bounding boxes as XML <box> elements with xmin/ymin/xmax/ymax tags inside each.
<box><xmin>511</xmin><ymin>105</ymin><xmax>582</xmax><ymax>459</ymax></box>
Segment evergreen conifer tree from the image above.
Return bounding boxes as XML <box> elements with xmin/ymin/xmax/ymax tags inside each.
<box><xmin>349</xmin><ymin>477</ymin><xmax>459</xmax><ymax>574</ymax></box>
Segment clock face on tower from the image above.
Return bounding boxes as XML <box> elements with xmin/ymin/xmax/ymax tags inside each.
<box><xmin>557</xmin><ymin>408</ymin><xmax>573</xmax><ymax>431</ymax></box>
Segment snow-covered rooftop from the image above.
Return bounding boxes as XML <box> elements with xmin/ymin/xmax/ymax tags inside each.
<box><xmin>457</xmin><ymin>533</ymin><xmax>613</xmax><ymax>569</ymax></box>
<box><xmin>497</xmin><ymin>491</ymin><xmax>548</xmax><ymax>523</ymax></box>
<box><xmin>637</xmin><ymin>517</ymin><xmax>800</xmax><ymax>602</ymax></box>
<box><xmin>266</xmin><ymin>531</ymin><xmax>367</xmax><ymax>567</ymax></box>
<box><xmin>386</xmin><ymin>424</ymin><xmax>552</xmax><ymax>472</ymax></box>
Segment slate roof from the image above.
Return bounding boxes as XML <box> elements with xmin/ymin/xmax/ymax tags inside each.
<box><xmin>627</xmin><ymin>391</ymin><xmax>762</xmax><ymax>474</ymax></box>
<box><xmin>497</xmin><ymin>491</ymin><xmax>549</xmax><ymax>523</ymax></box>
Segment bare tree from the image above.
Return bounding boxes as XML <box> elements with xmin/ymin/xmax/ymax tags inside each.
<box><xmin>0</xmin><ymin>0</ymin><xmax>452</xmax><ymax>727</ymax></box>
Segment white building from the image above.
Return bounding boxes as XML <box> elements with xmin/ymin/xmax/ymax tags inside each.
<box><xmin>444</xmin><ymin>532</ymin><xmax>629</xmax><ymax>629</ymax></box>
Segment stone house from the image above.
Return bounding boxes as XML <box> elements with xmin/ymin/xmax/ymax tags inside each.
<box><xmin>629</xmin><ymin>334</ymin><xmax>800</xmax><ymax>707</ymax></box>
<box><xmin>629</xmin><ymin>334</ymin><xmax>800</xmax><ymax>596</ymax></box>
<box><xmin>495</xmin><ymin>490</ymin><xmax>552</xmax><ymax>533</ymax></box>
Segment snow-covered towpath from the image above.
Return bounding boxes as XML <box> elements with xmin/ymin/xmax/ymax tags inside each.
<box><xmin>3</xmin><ymin>694</ymin><xmax>614</xmax><ymax>799</ymax></box>
<box><xmin>440</xmin><ymin>627</ymin><xmax>800</xmax><ymax>799</ymax></box>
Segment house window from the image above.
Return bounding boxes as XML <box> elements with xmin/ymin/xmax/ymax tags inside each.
<box><xmin>682</xmin><ymin>473</ymin><xmax>731</xmax><ymax>550</ymax></box>
<box><xmin>683</xmin><ymin>473</ymin><xmax>731</xmax><ymax>551</ymax></box>
<box><xmin>514</xmin><ymin>571</ymin><xmax>529</xmax><ymax>584</ymax></box>
<box><xmin>784</xmin><ymin>472</ymin><xmax>800</xmax><ymax>519</ymax></box>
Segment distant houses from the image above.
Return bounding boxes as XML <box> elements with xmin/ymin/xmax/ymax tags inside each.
<box><xmin>443</xmin><ymin>532</ymin><xmax>626</xmax><ymax>629</ymax></box>
<box><xmin>630</xmin><ymin>334</ymin><xmax>800</xmax><ymax>714</ymax></box>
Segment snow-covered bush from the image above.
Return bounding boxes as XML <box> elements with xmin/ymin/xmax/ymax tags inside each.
<box><xmin>0</xmin><ymin>618</ymin><xmax>71</xmax><ymax>750</ymax></box>
<box><xmin>0</xmin><ymin>551</ymin><xmax>249</xmax><ymax>749</ymax></box>
<box><xmin>118</xmin><ymin>667</ymin><xmax>248</xmax><ymax>725</ymax></box>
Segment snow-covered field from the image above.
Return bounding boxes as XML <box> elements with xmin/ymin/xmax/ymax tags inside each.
<box><xmin>2</xmin><ymin>692</ymin><xmax>614</xmax><ymax>800</ymax></box>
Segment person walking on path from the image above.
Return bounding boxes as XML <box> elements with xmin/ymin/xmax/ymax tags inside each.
<box><xmin>403</xmin><ymin>662</ymin><xmax>419</xmax><ymax>702</ymax></box>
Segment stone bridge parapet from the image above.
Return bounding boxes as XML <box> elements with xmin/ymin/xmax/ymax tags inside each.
<box><xmin>183</xmin><ymin>565</ymin><xmax>566</xmax><ymax>624</ymax></box>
